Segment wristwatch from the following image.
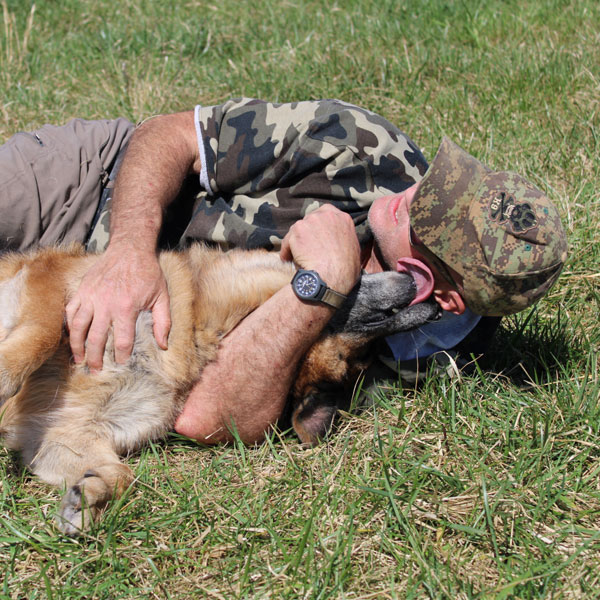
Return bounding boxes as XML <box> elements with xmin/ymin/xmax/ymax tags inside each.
<box><xmin>291</xmin><ymin>269</ymin><xmax>347</xmax><ymax>309</ymax></box>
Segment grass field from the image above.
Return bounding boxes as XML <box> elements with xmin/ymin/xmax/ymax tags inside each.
<box><xmin>1</xmin><ymin>0</ymin><xmax>599</xmax><ymax>598</ymax></box>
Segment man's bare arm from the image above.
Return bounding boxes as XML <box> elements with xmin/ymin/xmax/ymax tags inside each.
<box><xmin>174</xmin><ymin>286</ymin><xmax>337</xmax><ymax>444</ymax></box>
<box><xmin>175</xmin><ymin>205</ymin><xmax>362</xmax><ymax>443</ymax></box>
<box><xmin>66</xmin><ymin>111</ymin><xmax>201</xmax><ymax>371</ymax></box>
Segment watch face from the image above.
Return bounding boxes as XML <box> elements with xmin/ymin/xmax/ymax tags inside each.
<box><xmin>294</xmin><ymin>272</ymin><xmax>319</xmax><ymax>299</ymax></box>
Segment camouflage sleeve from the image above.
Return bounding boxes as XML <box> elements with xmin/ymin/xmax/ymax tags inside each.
<box><xmin>180</xmin><ymin>98</ymin><xmax>428</xmax><ymax>250</ymax></box>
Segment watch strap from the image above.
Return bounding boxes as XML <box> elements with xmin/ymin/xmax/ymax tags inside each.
<box><xmin>320</xmin><ymin>287</ymin><xmax>347</xmax><ymax>309</ymax></box>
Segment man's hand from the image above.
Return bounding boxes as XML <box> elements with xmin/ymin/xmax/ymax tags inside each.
<box><xmin>66</xmin><ymin>244</ymin><xmax>171</xmax><ymax>371</ymax></box>
<box><xmin>280</xmin><ymin>204</ymin><xmax>362</xmax><ymax>295</ymax></box>
<box><xmin>64</xmin><ymin>111</ymin><xmax>199</xmax><ymax>371</ymax></box>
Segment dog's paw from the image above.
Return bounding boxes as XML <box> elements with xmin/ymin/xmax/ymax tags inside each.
<box><xmin>56</xmin><ymin>472</ymin><xmax>107</xmax><ymax>535</ymax></box>
<box><xmin>57</xmin><ymin>485</ymin><xmax>95</xmax><ymax>535</ymax></box>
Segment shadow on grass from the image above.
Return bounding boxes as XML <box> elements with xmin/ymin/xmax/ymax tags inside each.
<box><xmin>1</xmin><ymin>448</ymin><xmax>31</xmax><ymax>479</ymax></box>
<box><xmin>478</xmin><ymin>308</ymin><xmax>592</xmax><ymax>387</ymax></box>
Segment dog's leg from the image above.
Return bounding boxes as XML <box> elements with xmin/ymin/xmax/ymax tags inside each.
<box><xmin>0</xmin><ymin>266</ymin><xmax>66</xmax><ymax>401</ymax></box>
<box><xmin>8</xmin><ymin>359</ymin><xmax>137</xmax><ymax>536</ymax></box>
<box><xmin>24</xmin><ymin>426</ymin><xmax>134</xmax><ymax>535</ymax></box>
<box><xmin>0</xmin><ymin>324</ymin><xmax>65</xmax><ymax>401</ymax></box>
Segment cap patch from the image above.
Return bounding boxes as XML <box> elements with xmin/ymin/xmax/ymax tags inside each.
<box><xmin>489</xmin><ymin>192</ymin><xmax>538</xmax><ymax>234</ymax></box>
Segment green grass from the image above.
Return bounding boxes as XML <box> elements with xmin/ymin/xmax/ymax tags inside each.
<box><xmin>1</xmin><ymin>0</ymin><xmax>599</xmax><ymax>597</ymax></box>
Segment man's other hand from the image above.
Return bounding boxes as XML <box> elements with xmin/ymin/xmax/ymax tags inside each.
<box><xmin>65</xmin><ymin>244</ymin><xmax>171</xmax><ymax>371</ymax></box>
<box><xmin>280</xmin><ymin>204</ymin><xmax>362</xmax><ymax>296</ymax></box>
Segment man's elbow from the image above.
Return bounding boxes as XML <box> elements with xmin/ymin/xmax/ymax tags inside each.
<box><xmin>174</xmin><ymin>411</ymin><xmax>270</xmax><ymax>446</ymax></box>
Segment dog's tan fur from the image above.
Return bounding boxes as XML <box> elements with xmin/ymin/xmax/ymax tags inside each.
<box><xmin>0</xmin><ymin>243</ymin><xmax>438</xmax><ymax>534</ymax></box>
<box><xmin>0</xmin><ymin>244</ymin><xmax>308</xmax><ymax>531</ymax></box>
<box><xmin>0</xmin><ymin>245</ymin><xmax>381</xmax><ymax>533</ymax></box>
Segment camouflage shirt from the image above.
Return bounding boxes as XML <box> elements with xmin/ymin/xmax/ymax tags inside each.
<box><xmin>179</xmin><ymin>98</ymin><xmax>428</xmax><ymax>250</ymax></box>
<box><xmin>81</xmin><ymin>98</ymin><xmax>491</xmax><ymax>362</ymax></box>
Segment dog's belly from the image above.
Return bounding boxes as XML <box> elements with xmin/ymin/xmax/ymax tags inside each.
<box><xmin>8</xmin><ymin>361</ymin><xmax>182</xmax><ymax>476</ymax></box>
<box><xmin>93</xmin><ymin>313</ymin><xmax>191</xmax><ymax>453</ymax></box>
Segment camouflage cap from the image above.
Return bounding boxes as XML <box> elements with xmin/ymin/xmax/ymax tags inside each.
<box><xmin>409</xmin><ymin>137</ymin><xmax>568</xmax><ymax>316</ymax></box>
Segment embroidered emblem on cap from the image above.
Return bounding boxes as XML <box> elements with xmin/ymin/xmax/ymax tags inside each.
<box><xmin>489</xmin><ymin>192</ymin><xmax>538</xmax><ymax>234</ymax></box>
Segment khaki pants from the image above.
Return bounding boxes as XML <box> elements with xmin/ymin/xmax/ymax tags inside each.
<box><xmin>0</xmin><ymin>117</ymin><xmax>133</xmax><ymax>252</ymax></box>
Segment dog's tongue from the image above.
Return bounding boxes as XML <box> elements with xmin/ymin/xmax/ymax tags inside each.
<box><xmin>396</xmin><ymin>258</ymin><xmax>435</xmax><ymax>305</ymax></box>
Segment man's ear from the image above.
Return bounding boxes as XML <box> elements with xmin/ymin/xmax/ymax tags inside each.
<box><xmin>433</xmin><ymin>288</ymin><xmax>466</xmax><ymax>315</ymax></box>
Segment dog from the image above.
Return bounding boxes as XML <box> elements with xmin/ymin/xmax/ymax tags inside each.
<box><xmin>0</xmin><ymin>243</ymin><xmax>439</xmax><ymax>534</ymax></box>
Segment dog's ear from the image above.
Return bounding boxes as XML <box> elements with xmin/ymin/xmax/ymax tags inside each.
<box><xmin>291</xmin><ymin>393</ymin><xmax>338</xmax><ymax>447</ymax></box>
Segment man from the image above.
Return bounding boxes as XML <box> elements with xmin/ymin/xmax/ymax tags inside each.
<box><xmin>0</xmin><ymin>98</ymin><xmax>567</xmax><ymax>444</ymax></box>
